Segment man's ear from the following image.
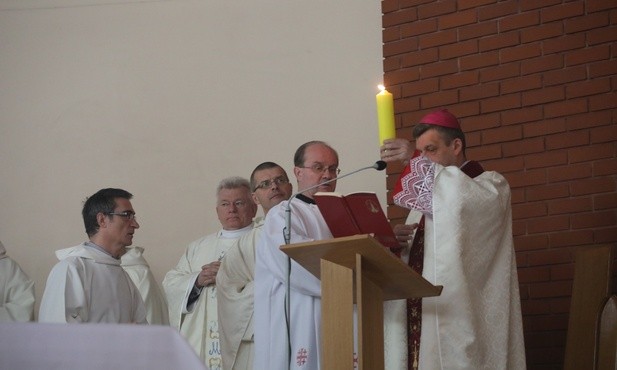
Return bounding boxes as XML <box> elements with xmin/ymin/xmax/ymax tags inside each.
<box><xmin>452</xmin><ymin>138</ymin><xmax>463</xmax><ymax>156</ymax></box>
<box><xmin>251</xmin><ymin>192</ymin><xmax>262</xmax><ymax>206</ymax></box>
<box><xmin>293</xmin><ymin>166</ymin><xmax>302</xmax><ymax>180</ymax></box>
<box><xmin>96</xmin><ymin>212</ymin><xmax>108</xmax><ymax>229</ymax></box>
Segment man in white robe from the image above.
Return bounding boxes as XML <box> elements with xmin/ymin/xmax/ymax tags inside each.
<box><xmin>163</xmin><ymin>177</ymin><xmax>257</xmax><ymax>370</ymax></box>
<box><xmin>254</xmin><ymin>141</ymin><xmax>339</xmax><ymax>370</ymax></box>
<box><xmin>121</xmin><ymin>246</ymin><xmax>169</xmax><ymax>325</ymax></box>
<box><xmin>217</xmin><ymin>162</ymin><xmax>293</xmax><ymax>370</ymax></box>
<box><xmin>381</xmin><ymin>109</ymin><xmax>526</xmax><ymax>369</ymax></box>
<box><xmin>39</xmin><ymin>188</ymin><xmax>147</xmax><ymax>324</ymax></box>
<box><xmin>0</xmin><ymin>240</ymin><xmax>35</xmax><ymax>322</ymax></box>
<box><xmin>50</xmin><ymin>244</ymin><xmax>167</xmax><ymax>325</ymax></box>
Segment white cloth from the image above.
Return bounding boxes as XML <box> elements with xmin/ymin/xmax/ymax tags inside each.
<box><xmin>39</xmin><ymin>243</ymin><xmax>147</xmax><ymax>324</ymax></box>
<box><xmin>216</xmin><ymin>218</ymin><xmax>264</xmax><ymax>370</ymax></box>
<box><xmin>0</xmin><ymin>322</ymin><xmax>208</xmax><ymax>370</ymax></box>
<box><xmin>382</xmin><ymin>210</ymin><xmax>422</xmax><ymax>370</ymax></box>
<box><xmin>395</xmin><ymin>157</ymin><xmax>526</xmax><ymax>369</ymax></box>
<box><xmin>0</xmin><ymin>241</ymin><xmax>35</xmax><ymax>322</ymax></box>
<box><xmin>383</xmin><ymin>299</ymin><xmax>408</xmax><ymax>369</ymax></box>
<box><xmin>121</xmin><ymin>246</ymin><xmax>170</xmax><ymax>326</ymax></box>
<box><xmin>254</xmin><ymin>197</ymin><xmax>331</xmax><ymax>370</ymax></box>
<box><xmin>163</xmin><ymin>224</ymin><xmax>253</xmax><ymax>370</ymax></box>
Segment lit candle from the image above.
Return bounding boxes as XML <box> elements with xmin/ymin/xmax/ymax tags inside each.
<box><xmin>376</xmin><ymin>85</ymin><xmax>395</xmax><ymax>146</ymax></box>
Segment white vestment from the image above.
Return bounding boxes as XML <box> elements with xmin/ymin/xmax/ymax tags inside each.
<box><xmin>254</xmin><ymin>197</ymin><xmax>331</xmax><ymax>370</ymax></box>
<box><xmin>39</xmin><ymin>243</ymin><xmax>147</xmax><ymax>324</ymax></box>
<box><xmin>395</xmin><ymin>157</ymin><xmax>526</xmax><ymax>369</ymax></box>
<box><xmin>163</xmin><ymin>224</ymin><xmax>253</xmax><ymax>370</ymax></box>
<box><xmin>217</xmin><ymin>218</ymin><xmax>264</xmax><ymax>370</ymax></box>
<box><xmin>121</xmin><ymin>246</ymin><xmax>170</xmax><ymax>325</ymax></box>
<box><xmin>0</xmin><ymin>241</ymin><xmax>35</xmax><ymax>322</ymax></box>
<box><xmin>382</xmin><ymin>210</ymin><xmax>423</xmax><ymax>369</ymax></box>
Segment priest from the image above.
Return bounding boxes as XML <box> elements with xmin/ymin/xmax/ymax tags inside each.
<box><xmin>380</xmin><ymin>109</ymin><xmax>526</xmax><ymax>369</ymax></box>
<box><xmin>253</xmin><ymin>141</ymin><xmax>339</xmax><ymax>370</ymax></box>
<box><xmin>39</xmin><ymin>188</ymin><xmax>147</xmax><ymax>324</ymax></box>
<box><xmin>216</xmin><ymin>162</ymin><xmax>293</xmax><ymax>370</ymax></box>
<box><xmin>163</xmin><ymin>176</ymin><xmax>257</xmax><ymax>369</ymax></box>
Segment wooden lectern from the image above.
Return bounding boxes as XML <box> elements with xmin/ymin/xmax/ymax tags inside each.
<box><xmin>281</xmin><ymin>234</ymin><xmax>442</xmax><ymax>370</ymax></box>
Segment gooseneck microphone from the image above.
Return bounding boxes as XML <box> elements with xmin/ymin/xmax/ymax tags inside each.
<box><xmin>283</xmin><ymin>160</ymin><xmax>386</xmax><ymax>244</ymax></box>
<box><xmin>281</xmin><ymin>160</ymin><xmax>386</xmax><ymax>369</ymax></box>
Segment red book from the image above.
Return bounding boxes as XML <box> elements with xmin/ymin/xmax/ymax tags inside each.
<box><xmin>313</xmin><ymin>191</ymin><xmax>400</xmax><ymax>251</ymax></box>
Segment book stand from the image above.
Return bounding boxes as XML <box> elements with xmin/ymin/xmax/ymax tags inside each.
<box><xmin>281</xmin><ymin>234</ymin><xmax>442</xmax><ymax>370</ymax></box>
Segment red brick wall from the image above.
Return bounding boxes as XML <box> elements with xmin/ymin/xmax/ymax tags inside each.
<box><xmin>381</xmin><ymin>1</ymin><xmax>617</xmax><ymax>368</ymax></box>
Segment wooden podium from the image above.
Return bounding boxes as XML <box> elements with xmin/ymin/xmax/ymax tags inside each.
<box><xmin>281</xmin><ymin>234</ymin><xmax>442</xmax><ymax>370</ymax></box>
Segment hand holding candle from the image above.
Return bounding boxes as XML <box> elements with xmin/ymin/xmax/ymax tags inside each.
<box><xmin>376</xmin><ymin>85</ymin><xmax>395</xmax><ymax>146</ymax></box>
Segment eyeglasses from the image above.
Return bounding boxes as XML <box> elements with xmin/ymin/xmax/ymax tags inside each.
<box><xmin>298</xmin><ymin>163</ymin><xmax>341</xmax><ymax>175</ymax></box>
<box><xmin>105</xmin><ymin>211</ymin><xmax>137</xmax><ymax>220</ymax></box>
<box><xmin>254</xmin><ymin>176</ymin><xmax>290</xmax><ymax>191</ymax></box>
<box><xmin>218</xmin><ymin>200</ymin><xmax>251</xmax><ymax>209</ymax></box>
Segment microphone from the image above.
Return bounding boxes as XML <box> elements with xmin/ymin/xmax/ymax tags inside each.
<box><xmin>281</xmin><ymin>160</ymin><xmax>386</xmax><ymax>368</ymax></box>
<box><xmin>283</xmin><ymin>160</ymin><xmax>386</xmax><ymax>244</ymax></box>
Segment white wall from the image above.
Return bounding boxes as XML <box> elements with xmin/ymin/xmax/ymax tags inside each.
<box><xmin>0</xmin><ymin>0</ymin><xmax>385</xmax><ymax>315</ymax></box>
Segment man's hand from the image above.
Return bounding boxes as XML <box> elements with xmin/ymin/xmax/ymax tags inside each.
<box><xmin>394</xmin><ymin>223</ymin><xmax>418</xmax><ymax>248</ymax></box>
<box><xmin>195</xmin><ymin>261</ymin><xmax>221</xmax><ymax>288</ymax></box>
<box><xmin>380</xmin><ymin>138</ymin><xmax>414</xmax><ymax>164</ymax></box>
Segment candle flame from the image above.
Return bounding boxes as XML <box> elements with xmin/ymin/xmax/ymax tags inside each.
<box><xmin>378</xmin><ymin>84</ymin><xmax>385</xmax><ymax>92</ymax></box>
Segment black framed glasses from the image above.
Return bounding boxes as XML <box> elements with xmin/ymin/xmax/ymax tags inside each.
<box><xmin>298</xmin><ymin>163</ymin><xmax>341</xmax><ymax>175</ymax></box>
<box><xmin>105</xmin><ymin>211</ymin><xmax>137</xmax><ymax>220</ymax></box>
<box><xmin>254</xmin><ymin>176</ymin><xmax>290</xmax><ymax>191</ymax></box>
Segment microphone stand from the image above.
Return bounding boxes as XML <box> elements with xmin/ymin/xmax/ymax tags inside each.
<box><xmin>283</xmin><ymin>160</ymin><xmax>386</xmax><ymax>244</ymax></box>
<box><xmin>281</xmin><ymin>160</ymin><xmax>386</xmax><ymax>369</ymax></box>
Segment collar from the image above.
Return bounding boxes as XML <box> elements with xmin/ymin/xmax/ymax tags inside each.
<box><xmin>85</xmin><ymin>241</ymin><xmax>119</xmax><ymax>259</ymax></box>
<box><xmin>219</xmin><ymin>223</ymin><xmax>254</xmax><ymax>239</ymax></box>
<box><xmin>296</xmin><ymin>193</ymin><xmax>316</xmax><ymax>204</ymax></box>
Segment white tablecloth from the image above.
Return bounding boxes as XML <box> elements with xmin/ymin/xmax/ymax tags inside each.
<box><xmin>0</xmin><ymin>322</ymin><xmax>208</xmax><ymax>370</ymax></box>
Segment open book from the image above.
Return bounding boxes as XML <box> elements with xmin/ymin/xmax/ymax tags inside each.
<box><xmin>313</xmin><ymin>191</ymin><xmax>400</xmax><ymax>252</ymax></box>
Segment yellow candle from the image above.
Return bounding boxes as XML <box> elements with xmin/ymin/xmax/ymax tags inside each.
<box><xmin>376</xmin><ymin>85</ymin><xmax>395</xmax><ymax>145</ymax></box>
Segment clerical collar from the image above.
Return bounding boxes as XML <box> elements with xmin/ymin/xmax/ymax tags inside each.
<box><xmin>296</xmin><ymin>194</ymin><xmax>316</xmax><ymax>204</ymax></box>
<box><xmin>84</xmin><ymin>241</ymin><xmax>118</xmax><ymax>259</ymax></box>
<box><xmin>219</xmin><ymin>223</ymin><xmax>253</xmax><ymax>239</ymax></box>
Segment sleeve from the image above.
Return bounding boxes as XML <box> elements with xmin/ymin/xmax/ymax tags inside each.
<box><xmin>258</xmin><ymin>204</ymin><xmax>322</xmax><ymax>297</ymax></box>
<box><xmin>39</xmin><ymin>260</ymin><xmax>88</xmax><ymax>323</ymax></box>
<box><xmin>217</xmin><ymin>233</ymin><xmax>258</xmax><ymax>367</ymax></box>
<box><xmin>162</xmin><ymin>243</ymin><xmax>200</xmax><ymax>329</ymax></box>
<box><xmin>126</xmin><ymin>273</ymin><xmax>148</xmax><ymax>325</ymax></box>
<box><xmin>0</xmin><ymin>258</ymin><xmax>35</xmax><ymax>322</ymax></box>
<box><xmin>124</xmin><ymin>264</ymin><xmax>170</xmax><ymax>325</ymax></box>
<box><xmin>217</xmin><ymin>233</ymin><xmax>255</xmax><ymax>301</ymax></box>
<box><xmin>393</xmin><ymin>154</ymin><xmax>437</xmax><ymax>215</ymax></box>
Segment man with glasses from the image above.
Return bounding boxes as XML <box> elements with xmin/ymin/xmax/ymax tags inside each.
<box><xmin>163</xmin><ymin>177</ymin><xmax>257</xmax><ymax>369</ymax></box>
<box><xmin>39</xmin><ymin>188</ymin><xmax>147</xmax><ymax>324</ymax></box>
<box><xmin>217</xmin><ymin>162</ymin><xmax>293</xmax><ymax>370</ymax></box>
<box><xmin>254</xmin><ymin>141</ymin><xmax>339</xmax><ymax>370</ymax></box>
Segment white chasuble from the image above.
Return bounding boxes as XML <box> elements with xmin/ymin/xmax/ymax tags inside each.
<box><xmin>163</xmin><ymin>225</ymin><xmax>252</xmax><ymax>369</ymax></box>
<box><xmin>395</xmin><ymin>157</ymin><xmax>526</xmax><ymax>369</ymax></box>
<box><xmin>217</xmin><ymin>218</ymin><xmax>264</xmax><ymax>370</ymax></box>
